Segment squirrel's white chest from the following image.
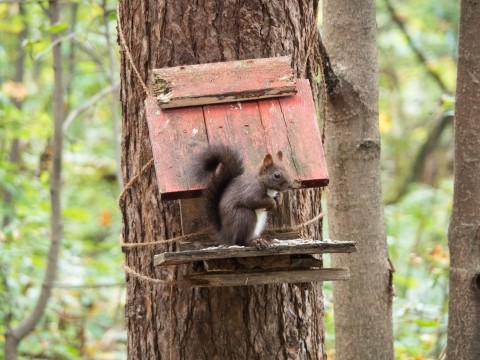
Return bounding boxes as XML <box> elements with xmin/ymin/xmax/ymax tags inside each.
<box><xmin>253</xmin><ymin>190</ymin><xmax>279</xmax><ymax>238</ymax></box>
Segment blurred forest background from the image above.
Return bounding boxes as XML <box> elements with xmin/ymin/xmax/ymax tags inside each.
<box><xmin>0</xmin><ymin>0</ymin><xmax>457</xmax><ymax>359</ymax></box>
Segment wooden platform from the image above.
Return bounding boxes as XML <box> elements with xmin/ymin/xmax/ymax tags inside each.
<box><xmin>184</xmin><ymin>268</ymin><xmax>351</xmax><ymax>287</ymax></box>
<box><xmin>155</xmin><ymin>239</ymin><xmax>356</xmax><ymax>287</ymax></box>
<box><xmin>155</xmin><ymin>239</ymin><xmax>356</xmax><ymax>266</ymax></box>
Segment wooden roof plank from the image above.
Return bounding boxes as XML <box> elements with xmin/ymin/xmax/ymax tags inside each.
<box><xmin>145</xmin><ymin>97</ymin><xmax>207</xmax><ymax>200</ymax></box>
<box><xmin>279</xmin><ymin>79</ymin><xmax>329</xmax><ymax>187</ymax></box>
<box><xmin>154</xmin><ymin>240</ymin><xmax>357</xmax><ymax>266</ymax></box>
<box><xmin>203</xmin><ymin>101</ymin><xmax>268</xmax><ymax>171</ymax></box>
<box><xmin>184</xmin><ymin>268</ymin><xmax>351</xmax><ymax>287</ymax></box>
<box><xmin>152</xmin><ymin>56</ymin><xmax>296</xmax><ymax>109</ymax></box>
<box><xmin>257</xmin><ymin>98</ymin><xmax>298</xmax><ymax>181</ymax></box>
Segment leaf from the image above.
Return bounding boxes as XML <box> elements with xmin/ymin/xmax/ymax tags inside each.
<box><xmin>2</xmin><ymin>80</ymin><xmax>28</xmax><ymax>101</ymax></box>
<box><xmin>379</xmin><ymin>111</ymin><xmax>392</xmax><ymax>133</ymax></box>
<box><xmin>0</xmin><ymin>22</ymin><xmax>24</xmax><ymax>34</ymax></box>
<box><xmin>414</xmin><ymin>318</ymin><xmax>439</xmax><ymax>328</ymax></box>
<box><xmin>48</xmin><ymin>21</ymin><xmax>69</xmax><ymax>33</ymax></box>
<box><xmin>99</xmin><ymin>209</ymin><xmax>112</xmax><ymax>227</ymax></box>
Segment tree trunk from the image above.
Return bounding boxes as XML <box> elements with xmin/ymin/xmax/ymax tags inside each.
<box><xmin>118</xmin><ymin>1</ymin><xmax>325</xmax><ymax>359</ymax></box>
<box><xmin>322</xmin><ymin>1</ymin><xmax>394</xmax><ymax>359</ymax></box>
<box><xmin>446</xmin><ymin>0</ymin><xmax>480</xmax><ymax>358</ymax></box>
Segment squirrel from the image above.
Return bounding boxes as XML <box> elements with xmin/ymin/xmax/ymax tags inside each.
<box><xmin>192</xmin><ymin>144</ymin><xmax>294</xmax><ymax>249</ymax></box>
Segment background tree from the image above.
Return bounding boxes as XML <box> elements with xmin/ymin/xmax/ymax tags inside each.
<box><xmin>322</xmin><ymin>1</ymin><xmax>394</xmax><ymax>359</ymax></box>
<box><xmin>0</xmin><ymin>0</ymin><xmax>462</xmax><ymax>358</ymax></box>
<box><xmin>447</xmin><ymin>0</ymin><xmax>480</xmax><ymax>358</ymax></box>
<box><xmin>1</xmin><ymin>1</ymin><xmax>124</xmax><ymax>358</ymax></box>
<box><xmin>118</xmin><ymin>1</ymin><xmax>326</xmax><ymax>358</ymax></box>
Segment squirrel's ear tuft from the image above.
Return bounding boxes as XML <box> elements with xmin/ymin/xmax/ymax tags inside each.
<box><xmin>262</xmin><ymin>154</ymin><xmax>273</xmax><ymax>171</ymax></box>
<box><xmin>276</xmin><ymin>151</ymin><xmax>283</xmax><ymax>161</ymax></box>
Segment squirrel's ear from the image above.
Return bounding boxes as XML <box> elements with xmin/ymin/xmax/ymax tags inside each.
<box><xmin>262</xmin><ymin>154</ymin><xmax>273</xmax><ymax>171</ymax></box>
<box><xmin>276</xmin><ymin>151</ymin><xmax>283</xmax><ymax>161</ymax></box>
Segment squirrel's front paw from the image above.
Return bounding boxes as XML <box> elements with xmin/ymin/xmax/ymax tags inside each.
<box><xmin>266</xmin><ymin>197</ymin><xmax>277</xmax><ymax>211</ymax></box>
<box><xmin>246</xmin><ymin>238</ymin><xmax>274</xmax><ymax>250</ymax></box>
<box><xmin>274</xmin><ymin>192</ymin><xmax>283</xmax><ymax>208</ymax></box>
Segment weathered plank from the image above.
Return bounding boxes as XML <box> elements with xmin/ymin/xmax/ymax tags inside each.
<box><xmin>279</xmin><ymin>79</ymin><xmax>329</xmax><ymax>187</ymax></box>
<box><xmin>262</xmin><ymin>230</ymin><xmax>301</xmax><ymax>240</ymax></box>
<box><xmin>145</xmin><ymin>97</ymin><xmax>207</xmax><ymax>200</ymax></box>
<box><xmin>234</xmin><ymin>254</ymin><xmax>322</xmax><ymax>270</ymax></box>
<box><xmin>184</xmin><ymin>268</ymin><xmax>351</xmax><ymax>287</ymax></box>
<box><xmin>257</xmin><ymin>97</ymin><xmax>298</xmax><ymax>179</ymax></box>
<box><xmin>203</xmin><ymin>101</ymin><xmax>268</xmax><ymax>171</ymax></box>
<box><xmin>154</xmin><ymin>239</ymin><xmax>357</xmax><ymax>266</ymax></box>
<box><xmin>178</xmin><ymin>198</ymin><xmax>214</xmax><ymax>250</ymax></box>
<box><xmin>152</xmin><ymin>56</ymin><xmax>296</xmax><ymax>108</ymax></box>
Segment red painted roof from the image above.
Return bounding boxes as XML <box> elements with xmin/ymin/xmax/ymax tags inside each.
<box><xmin>146</xmin><ymin>79</ymin><xmax>328</xmax><ymax>200</ymax></box>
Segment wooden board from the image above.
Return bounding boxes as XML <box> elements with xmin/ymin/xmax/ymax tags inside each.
<box><xmin>145</xmin><ymin>97</ymin><xmax>207</xmax><ymax>199</ymax></box>
<box><xmin>145</xmin><ymin>79</ymin><xmax>329</xmax><ymax>200</ymax></box>
<box><xmin>154</xmin><ymin>239</ymin><xmax>357</xmax><ymax>266</ymax></box>
<box><xmin>152</xmin><ymin>56</ymin><xmax>296</xmax><ymax>108</ymax></box>
<box><xmin>279</xmin><ymin>80</ymin><xmax>329</xmax><ymax>186</ymax></box>
<box><xmin>184</xmin><ymin>268</ymin><xmax>351</xmax><ymax>287</ymax></box>
<box><xmin>258</xmin><ymin>98</ymin><xmax>297</xmax><ymax>177</ymax></box>
<box><xmin>203</xmin><ymin>101</ymin><xmax>267</xmax><ymax>171</ymax></box>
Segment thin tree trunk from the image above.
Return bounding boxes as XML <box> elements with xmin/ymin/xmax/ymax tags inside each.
<box><xmin>4</xmin><ymin>1</ymin><xmax>64</xmax><ymax>359</ymax></box>
<box><xmin>102</xmin><ymin>0</ymin><xmax>122</xmax><ymax>189</ymax></box>
<box><xmin>322</xmin><ymin>1</ymin><xmax>394</xmax><ymax>359</ymax></box>
<box><xmin>2</xmin><ymin>3</ymin><xmax>27</xmax><ymax>227</ymax></box>
<box><xmin>119</xmin><ymin>1</ymin><xmax>325</xmax><ymax>359</ymax></box>
<box><xmin>446</xmin><ymin>0</ymin><xmax>480</xmax><ymax>358</ymax></box>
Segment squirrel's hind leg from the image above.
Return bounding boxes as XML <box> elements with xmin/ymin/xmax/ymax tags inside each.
<box><xmin>220</xmin><ymin>208</ymin><xmax>256</xmax><ymax>247</ymax></box>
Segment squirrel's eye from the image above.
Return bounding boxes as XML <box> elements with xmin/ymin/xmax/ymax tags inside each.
<box><xmin>273</xmin><ymin>172</ymin><xmax>281</xmax><ymax>179</ymax></box>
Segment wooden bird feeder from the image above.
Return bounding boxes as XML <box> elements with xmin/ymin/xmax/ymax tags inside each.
<box><xmin>146</xmin><ymin>56</ymin><xmax>357</xmax><ymax>287</ymax></box>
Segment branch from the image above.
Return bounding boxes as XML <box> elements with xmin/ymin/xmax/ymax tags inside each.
<box><xmin>384</xmin><ymin>0</ymin><xmax>449</xmax><ymax>93</ymax></box>
<box><xmin>65</xmin><ymin>3</ymin><xmax>78</xmax><ymax>101</ymax></box>
<box><xmin>0</xmin><ymin>0</ymin><xmax>72</xmax><ymax>4</ymax></box>
<box><xmin>53</xmin><ymin>282</ymin><xmax>125</xmax><ymax>289</ymax></box>
<box><xmin>386</xmin><ymin>112</ymin><xmax>454</xmax><ymax>204</ymax></box>
<box><xmin>71</xmin><ymin>38</ymin><xmax>107</xmax><ymax>74</ymax></box>
<box><xmin>33</xmin><ymin>32</ymin><xmax>76</xmax><ymax>61</ymax></box>
<box><xmin>62</xmin><ymin>82</ymin><xmax>120</xmax><ymax>133</ymax></box>
<box><xmin>5</xmin><ymin>1</ymin><xmax>64</xmax><ymax>358</ymax></box>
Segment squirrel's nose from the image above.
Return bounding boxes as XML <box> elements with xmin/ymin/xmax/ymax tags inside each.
<box><xmin>290</xmin><ymin>179</ymin><xmax>301</xmax><ymax>189</ymax></box>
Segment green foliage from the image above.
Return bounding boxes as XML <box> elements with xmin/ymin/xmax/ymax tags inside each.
<box><xmin>378</xmin><ymin>0</ymin><xmax>455</xmax><ymax>358</ymax></box>
<box><xmin>387</xmin><ymin>182</ymin><xmax>451</xmax><ymax>359</ymax></box>
<box><xmin>1</xmin><ymin>1</ymin><xmax>125</xmax><ymax>358</ymax></box>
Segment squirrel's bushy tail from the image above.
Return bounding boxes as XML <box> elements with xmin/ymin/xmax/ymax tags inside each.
<box><xmin>192</xmin><ymin>144</ymin><xmax>244</xmax><ymax>231</ymax></box>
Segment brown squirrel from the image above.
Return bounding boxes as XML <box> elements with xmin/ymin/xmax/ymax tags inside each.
<box><xmin>193</xmin><ymin>144</ymin><xmax>294</xmax><ymax>249</ymax></box>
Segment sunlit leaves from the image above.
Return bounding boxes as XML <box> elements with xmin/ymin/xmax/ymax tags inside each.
<box><xmin>1</xmin><ymin>0</ymin><xmax>124</xmax><ymax>357</ymax></box>
<box><xmin>386</xmin><ymin>181</ymin><xmax>451</xmax><ymax>358</ymax></box>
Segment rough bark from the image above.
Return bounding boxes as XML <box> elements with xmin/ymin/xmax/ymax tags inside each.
<box><xmin>119</xmin><ymin>1</ymin><xmax>325</xmax><ymax>359</ymax></box>
<box><xmin>322</xmin><ymin>1</ymin><xmax>394</xmax><ymax>359</ymax></box>
<box><xmin>446</xmin><ymin>0</ymin><xmax>480</xmax><ymax>358</ymax></box>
